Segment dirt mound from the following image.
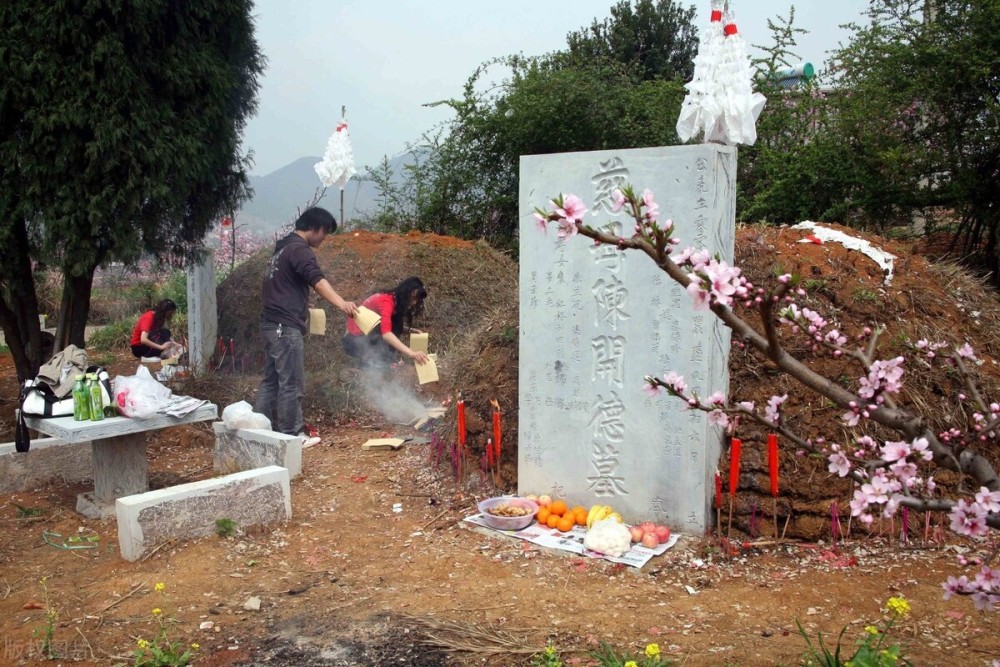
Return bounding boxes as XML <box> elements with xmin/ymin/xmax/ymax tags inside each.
<box><xmin>726</xmin><ymin>224</ymin><xmax>1000</xmax><ymax>538</ymax></box>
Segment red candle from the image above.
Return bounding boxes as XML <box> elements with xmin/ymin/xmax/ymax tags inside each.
<box><xmin>729</xmin><ymin>438</ymin><xmax>741</xmax><ymax>496</ymax></box>
<box><xmin>486</xmin><ymin>437</ymin><xmax>494</xmax><ymax>468</ymax></box>
<box><xmin>457</xmin><ymin>397</ymin><xmax>466</xmax><ymax>448</ymax></box>
<box><xmin>714</xmin><ymin>470</ymin><xmax>723</xmax><ymax>509</ymax></box>
<box><xmin>491</xmin><ymin>399</ymin><xmax>502</xmax><ymax>462</ymax></box>
<box><xmin>767</xmin><ymin>433</ymin><xmax>779</xmax><ymax>497</ymax></box>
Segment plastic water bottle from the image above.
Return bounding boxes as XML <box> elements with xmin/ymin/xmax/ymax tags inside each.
<box><xmin>88</xmin><ymin>373</ymin><xmax>105</xmax><ymax>421</ymax></box>
<box><xmin>72</xmin><ymin>375</ymin><xmax>90</xmax><ymax>421</ymax></box>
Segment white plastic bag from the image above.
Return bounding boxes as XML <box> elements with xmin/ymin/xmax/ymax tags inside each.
<box><xmin>113</xmin><ymin>366</ymin><xmax>173</xmax><ymax>419</ymax></box>
<box><xmin>583</xmin><ymin>516</ymin><xmax>633</xmax><ymax>558</ymax></box>
<box><xmin>222</xmin><ymin>400</ymin><xmax>271</xmax><ymax>430</ymax></box>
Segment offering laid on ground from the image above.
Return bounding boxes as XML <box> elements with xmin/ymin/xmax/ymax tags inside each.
<box><xmin>361</xmin><ymin>437</ymin><xmax>407</xmax><ymax>451</ymax></box>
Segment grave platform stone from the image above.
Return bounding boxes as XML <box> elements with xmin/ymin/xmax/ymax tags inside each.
<box><xmin>116</xmin><ymin>465</ymin><xmax>291</xmax><ymax>561</ymax></box>
<box><xmin>0</xmin><ymin>438</ymin><xmax>93</xmax><ymax>493</ymax></box>
<box><xmin>212</xmin><ymin>422</ymin><xmax>302</xmax><ymax>478</ymax></box>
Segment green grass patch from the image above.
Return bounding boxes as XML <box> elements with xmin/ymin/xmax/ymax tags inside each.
<box><xmin>87</xmin><ymin>319</ymin><xmax>132</xmax><ymax>352</ymax></box>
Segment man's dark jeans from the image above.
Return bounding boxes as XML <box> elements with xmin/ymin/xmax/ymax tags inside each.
<box><xmin>255</xmin><ymin>325</ymin><xmax>304</xmax><ymax>436</ymax></box>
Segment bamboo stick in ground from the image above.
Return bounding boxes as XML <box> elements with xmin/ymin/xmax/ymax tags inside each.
<box><xmin>773</xmin><ymin>497</ymin><xmax>779</xmax><ymax>540</ymax></box>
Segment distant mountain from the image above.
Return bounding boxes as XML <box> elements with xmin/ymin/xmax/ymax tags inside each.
<box><xmin>238</xmin><ymin>152</ymin><xmax>421</xmax><ymax>235</ymax></box>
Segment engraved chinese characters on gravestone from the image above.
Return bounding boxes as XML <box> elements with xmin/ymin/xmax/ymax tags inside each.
<box><xmin>518</xmin><ymin>145</ymin><xmax>736</xmax><ymax>532</ymax></box>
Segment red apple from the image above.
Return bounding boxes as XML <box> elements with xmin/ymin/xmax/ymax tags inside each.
<box><xmin>654</xmin><ymin>525</ymin><xmax>671</xmax><ymax>542</ymax></box>
<box><xmin>641</xmin><ymin>532</ymin><xmax>660</xmax><ymax>548</ymax></box>
<box><xmin>638</xmin><ymin>521</ymin><xmax>656</xmax><ymax>533</ymax></box>
<box><xmin>628</xmin><ymin>526</ymin><xmax>645</xmax><ymax>543</ymax></box>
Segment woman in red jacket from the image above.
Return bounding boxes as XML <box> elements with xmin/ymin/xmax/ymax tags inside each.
<box><xmin>342</xmin><ymin>277</ymin><xmax>429</xmax><ymax>369</ymax></box>
<box><xmin>130</xmin><ymin>299</ymin><xmax>183</xmax><ymax>359</ymax></box>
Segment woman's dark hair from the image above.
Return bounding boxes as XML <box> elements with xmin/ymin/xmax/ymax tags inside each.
<box><xmin>295</xmin><ymin>207</ymin><xmax>337</xmax><ymax>234</ymax></box>
<box><xmin>384</xmin><ymin>277</ymin><xmax>426</xmax><ymax>335</ymax></box>
<box><xmin>151</xmin><ymin>299</ymin><xmax>176</xmax><ymax>331</ymax></box>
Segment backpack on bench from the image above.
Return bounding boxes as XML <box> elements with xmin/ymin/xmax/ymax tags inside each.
<box><xmin>16</xmin><ymin>344</ymin><xmax>112</xmax><ymax>452</ymax></box>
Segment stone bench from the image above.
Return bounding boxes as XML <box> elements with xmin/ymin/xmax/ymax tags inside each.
<box><xmin>212</xmin><ymin>423</ymin><xmax>302</xmax><ymax>479</ymax></box>
<box><xmin>0</xmin><ymin>438</ymin><xmax>93</xmax><ymax>494</ymax></box>
<box><xmin>116</xmin><ymin>465</ymin><xmax>291</xmax><ymax>561</ymax></box>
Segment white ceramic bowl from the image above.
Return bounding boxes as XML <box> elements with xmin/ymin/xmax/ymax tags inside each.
<box><xmin>477</xmin><ymin>496</ymin><xmax>538</xmax><ymax>531</ymax></box>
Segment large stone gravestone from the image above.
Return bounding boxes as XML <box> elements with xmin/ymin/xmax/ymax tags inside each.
<box><xmin>187</xmin><ymin>246</ymin><xmax>217</xmax><ymax>374</ymax></box>
<box><xmin>518</xmin><ymin>144</ymin><xmax>736</xmax><ymax>533</ymax></box>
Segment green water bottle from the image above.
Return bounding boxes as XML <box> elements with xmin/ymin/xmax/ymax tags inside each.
<box><xmin>88</xmin><ymin>373</ymin><xmax>105</xmax><ymax>421</ymax></box>
<box><xmin>72</xmin><ymin>375</ymin><xmax>90</xmax><ymax>421</ymax></box>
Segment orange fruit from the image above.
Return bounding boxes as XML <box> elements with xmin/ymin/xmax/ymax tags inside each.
<box><xmin>556</xmin><ymin>515</ymin><xmax>575</xmax><ymax>532</ymax></box>
<box><xmin>536</xmin><ymin>507</ymin><xmax>550</xmax><ymax>524</ymax></box>
<box><xmin>571</xmin><ymin>505</ymin><xmax>586</xmax><ymax>516</ymax></box>
<box><xmin>549</xmin><ymin>500</ymin><xmax>568</xmax><ymax>517</ymax></box>
<box><xmin>573</xmin><ymin>508</ymin><xmax>588</xmax><ymax>526</ymax></box>
<box><xmin>546</xmin><ymin>513</ymin><xmax>560</xmax><ymax>529</ymax></box>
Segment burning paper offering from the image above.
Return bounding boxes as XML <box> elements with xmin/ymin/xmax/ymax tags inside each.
<box><xmin>353</xmin><ymin>306</ymin><xmax>381</xmax><ymax>335</ymax></box>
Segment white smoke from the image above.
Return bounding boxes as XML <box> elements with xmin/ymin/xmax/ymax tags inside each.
<box><xmin>358</xmin><ymin>367</ymin><xmax>426</xmax><ymax>424</ymax></box>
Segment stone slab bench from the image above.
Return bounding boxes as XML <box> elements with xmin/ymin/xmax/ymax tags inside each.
<box><xmin>212</xmin><ymin>423</ymin><xmax>302</xmax><ymax>479</ymax></box>
<box><xmin>25</xmin><ymin>404</ymin><xmax>219</xmax><ymax>519</ymax></box>
<box><xmin>116</xmin><ymin>465</ymin><xmax>291</xmax><ymax>562</ymax></box>
<box><xmin>0</xmin><ymin>438</ymin><xmax>93</xmax><ymax>494</ymax></box>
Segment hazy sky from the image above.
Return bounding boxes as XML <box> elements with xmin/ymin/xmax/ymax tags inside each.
<box><xmin>242</xmin><ymin>1</ymin><xmax>871</xmax><ymax>177</ymax></box>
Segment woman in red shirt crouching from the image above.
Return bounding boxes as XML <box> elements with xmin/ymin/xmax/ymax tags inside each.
<box><xmin>130</xmin><ymin>299</ymin><xmax>183</xmax><ymax>359</ymax></box>
<box><xmin>342</xmin><ymin>277</ymin><xmax>429</xmax><ymax>369</ymax></box>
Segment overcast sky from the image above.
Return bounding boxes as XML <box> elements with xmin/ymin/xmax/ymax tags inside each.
<box><xmin>241</xmin><ymin>1</ymin><xmax>871</xmax><ymax>177</ymax></box>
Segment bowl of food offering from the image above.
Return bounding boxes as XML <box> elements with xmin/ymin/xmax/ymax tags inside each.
<box><xmin>477</xmin><ymin>496</ymin><xmax>539</xmax><ymax>531</ymax></box>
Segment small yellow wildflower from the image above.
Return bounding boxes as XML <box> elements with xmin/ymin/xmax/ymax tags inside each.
<box><xmin>865</xmin><ymin>625</ymin><xmax>879</xmax><ymax>635</ymax></box>
<box><xmin>191</xmin><ymin>643</ymin><xmax>200</xmax><ymax>650</ymax></box>
<box><xmin>137</xmin><ymin>638</ymin><xmax>150</xmax><ymax>649</ymax></box>
<box><xmin>152</xmin><ymin>608</ymin><xmax>162</xmax><ymax>616</ymax></box>
<box><xmin>545</xmin><ymin>645</ymin><xmax>556</xmax><ymax>656</ymax></box>
<box><xmin>880</xmin><ymin>649</ymin><xmax>898</xmax><ymax>662</ymax></box>
<box><xmin>645</xmin><ymin>643</ymin><xmax>661</xmax><ymax>658</ymax></box>
<box><xmin>154</xmin><ymin>582</ymin><xmax>165</xmax><ymax>592</ymax></box>
<box><xmin>886</xmin><ymin>596</ymin><xmax>911</xmax><ymax>618</ymax></box>
<box><xmin>624</xmin><ymin>661</ymin><xmax>639</xmax><ymax>667</ymax></box>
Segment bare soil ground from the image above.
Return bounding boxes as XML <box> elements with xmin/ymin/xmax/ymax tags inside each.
<box><xmin>1</xmin><ymin>227</ymin><xmax>1000</xmax><ymax>666</ymax></box>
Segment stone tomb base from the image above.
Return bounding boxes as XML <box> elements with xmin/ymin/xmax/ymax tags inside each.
<box><xmin>0</xmin><ymin>438</ymin><xmax>93</xmax><ymax>493</ymax></box>
<box><xmin>116</xmin><ymin>465</ymin><xmax>291</xmax><ymax>561</ymax></box>
<box><xmin>213</xmin><ymin>423</ymin><xmax>302</xmax><ymax>479</ymax></box>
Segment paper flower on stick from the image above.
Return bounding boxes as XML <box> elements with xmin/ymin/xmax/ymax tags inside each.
<box><xmin>314</xmin><ymin>121</ymin><xmax>357</xmax><ymax>189</ymax></box>
<box><xmin>676</xmin><ymin>2</ymin><xmax>766</xmax><ymax>146</ymax></box>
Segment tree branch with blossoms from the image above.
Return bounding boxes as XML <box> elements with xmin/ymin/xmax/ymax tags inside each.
<box><xmin>535</xmin><ymin>186</ymin><xmax>1000</xmax><ymax>610</ymax></box>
